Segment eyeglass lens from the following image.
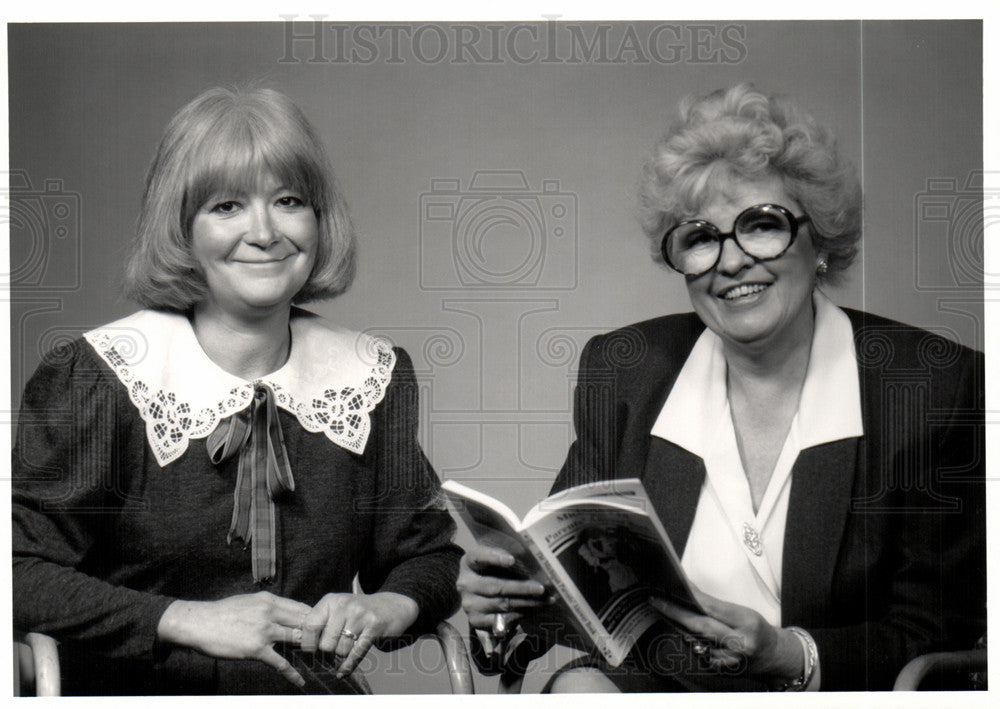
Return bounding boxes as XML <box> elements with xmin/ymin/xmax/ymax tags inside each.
<box><xmin>666</xmin><ymin>205</ymin><xmax>795</xmax><ymax>276</ymax></box>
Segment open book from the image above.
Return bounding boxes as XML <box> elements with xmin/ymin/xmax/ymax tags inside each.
<box><xmin>442</xmin><ymin>478</ymin><xmax>703</xmax><ymax>667</ymax></box>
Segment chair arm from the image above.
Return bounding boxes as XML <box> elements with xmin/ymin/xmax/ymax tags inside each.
<box><xmin>17</xmin><ymin>632</ymin><xmax>61</xmax><ymax>696</ymax></box>
<box><xmin>893</xmin><ymin>648</ymin><xmax>987</xmax><ymax>690</ymax></box>
<box><xmin>14</xmin><ymin>626</ymin><xmax>470</xmax><ymax>695</ymax></box>
<box><xmin>431</xmin><ymin>621</ymin><xmax>475</xmax><ymax>694</ymax></box>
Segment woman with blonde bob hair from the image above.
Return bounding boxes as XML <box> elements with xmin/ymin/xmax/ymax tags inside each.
<box><xmin>458</xmin><ymin>83</ymin><xmax>985</xmax><ymax>692</ymax></box>
<box><xmin>124</xmin><ymin>87</ymin><xmax>355</xmax><ymax>310</ymax></box>
<box><xmin>14</xmin><ymin>86</ymin><xmax>461</xmax><ymax>695</ymax></box>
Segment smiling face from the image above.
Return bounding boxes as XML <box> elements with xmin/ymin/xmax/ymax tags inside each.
<box><xmin>682</xmin><ymin>174</ymin><xmax>821</xmax><ymax>355</ymax></box>
<box><xmin>190</xmin><ymin>172</ymin><xmax>318</xmax><ymax>320</ymax></box>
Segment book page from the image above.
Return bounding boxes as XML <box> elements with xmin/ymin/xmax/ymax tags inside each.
<box><xmin>525</xmin><ymin>500</ymin><xmax>702</xmax><ymax>666</ymax></box>
<box><xmin>523</xmin><ymin>478</ymin><xmax>649</xmax><ymax>527</ymax></box>
<box><xmin>441</xmin><ymin>481</ymin><xmax>546</xmax><ymax>584</ymax></box>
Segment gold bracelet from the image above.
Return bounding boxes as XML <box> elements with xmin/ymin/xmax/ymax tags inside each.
<box><xmin>775</xmin><ymin>626</ymin><xmax>817</xmax><ymax>691</ymax></box>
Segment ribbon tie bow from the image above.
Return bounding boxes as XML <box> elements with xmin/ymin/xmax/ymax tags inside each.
<box><xmin>207</xmin><ymin>383</ymin><xmax>294</xmax><ymax>582</ymax></box>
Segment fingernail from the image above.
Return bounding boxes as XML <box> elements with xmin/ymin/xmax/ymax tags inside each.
<box><xmin>530</xmin><ymin>582</ymin><xmax>546</xmax><ymax>594</ymax></box>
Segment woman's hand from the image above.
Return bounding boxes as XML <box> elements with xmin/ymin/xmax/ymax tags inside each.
<box><xmin>299</xmin><ymin>591</ymin><xmax>419</xmax><ymax>678</ymax></box>
<box><xmin>457</xmin><ymin>543</ymin><xmax>549</xmax><ymax>632</ymax></box>
<box><xmin>649</xmin><ymin>587</ymin><xmax>804</xmax><ymax>686</ymax></box>
<box><xmin>157</xmin><ymin>591</ymin><xmax>312</xmax><ymax>687</ymax></box>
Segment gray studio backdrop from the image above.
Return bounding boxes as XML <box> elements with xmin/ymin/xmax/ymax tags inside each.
<box><xmin>7</xmin><ymin>20</ymin><xmax>985</xmax><ymax>693</ymax></box>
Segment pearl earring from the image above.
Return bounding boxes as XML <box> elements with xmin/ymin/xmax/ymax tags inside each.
<box><xmin>817</xmin><ymin>258</ymin><xmax>829</xmax><ymax>275</ymax></box>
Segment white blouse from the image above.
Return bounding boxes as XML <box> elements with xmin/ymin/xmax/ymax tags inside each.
<box><xmin>650</xmin><ymin>291</ymin><xmax>863</xmax><ymax>627</ymax></box>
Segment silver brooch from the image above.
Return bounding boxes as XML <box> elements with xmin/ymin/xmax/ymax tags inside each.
<box><xmin>743</xmin><ymin>522</ymin><xmax>763</xmax><ymax>556</ymax></box>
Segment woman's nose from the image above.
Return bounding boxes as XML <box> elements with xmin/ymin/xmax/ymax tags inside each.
<box><xmin>715</xmin><ymin>234</ymin><xmax>754</xmax><ymax>275</ymax></box>
<box><xmin>244</xmin><ymin>204</ymin><xmax>279</xmax><ymax>246</ymax></box>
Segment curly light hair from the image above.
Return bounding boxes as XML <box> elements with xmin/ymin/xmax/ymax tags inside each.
<box><xmin>639</xmin><ymin>83</ymin><xmax>861</xmax><ymax>284</ymax></box>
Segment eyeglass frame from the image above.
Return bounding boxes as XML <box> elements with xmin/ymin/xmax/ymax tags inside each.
<box><xmin>660</xmin><ymin>203</ymin><xmax>812</xmax><ymax>278</ymax></box>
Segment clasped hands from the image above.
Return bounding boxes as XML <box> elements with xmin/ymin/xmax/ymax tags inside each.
<box><xmin>157</xmin><ymin>590</ymin><xmax>418</xmax><ymax>688</ymax></box>
<box><xmin>459</xmin><ymin>542</ymin><xmax>805</xmax><ymax>687</ymax></box>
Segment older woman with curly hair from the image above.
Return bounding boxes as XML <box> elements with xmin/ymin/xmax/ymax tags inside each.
<box><xmin>457</xmin><ymin>83</ymin><xmax>985</xmax><ymax>692</ymax></box>
<box><xmin>13</xmin><ymin>86</ymin><xmax>461</xmax><ymax>695</ymax></box>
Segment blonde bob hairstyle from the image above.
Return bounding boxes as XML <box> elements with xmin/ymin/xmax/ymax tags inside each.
<box><xmin>639</xmin><ymin>83</ymin><xmax>861</xmax><ymax>285</ymax></box>
<box><xmin>124</xmin><ymin>86</ymin><xmax>356</xmax><ymax>311</ymax></box>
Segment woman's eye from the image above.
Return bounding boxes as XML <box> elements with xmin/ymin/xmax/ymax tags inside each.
<box><xmin>743</xmin><ymin>218</ymin><xmax>782</xmax><ymax>234</ymax></box>
<box><xmin>276</xmin><ymin>195</ymin><xmax>306</xmax><ymax>208</ymax></box>
<box><xmin>209</xmin><ymin>201</ymin><xmax>240</xmax><ymax>214</ymax></box>
<box><xmin>683</xmin><ymin>230</ymin><xmax>716</xmax><ymax>248</ymax></box>
<box><xmin>740</xmin><ymin>211</ymin><xmax>786</xmax><ymax>233</ymax></box>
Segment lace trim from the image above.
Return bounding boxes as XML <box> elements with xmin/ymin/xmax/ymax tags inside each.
<box><xmin>84</xmin><ymin>329</ymin><xmax>396</xmax><ymax>466</ymax></box>
<box><xmin>269</xmin><ymin>342</ymin><xmax>395</xmax><ymax>452</ymax></box>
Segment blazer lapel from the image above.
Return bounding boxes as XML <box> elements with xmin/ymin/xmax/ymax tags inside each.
<box><xmin>618</xmin><ymin>322</ymin><xmax>705</xmax><ymax>555</ymax></box>
<box><xmin>642</xmin><ymin>437</ymin><xmax>705</xmax><ymax>556</ymax></box>
<box><xmin>781</xmin><ymin>437</ymin><xmax>859</xmax><ymax>625</ymax></box>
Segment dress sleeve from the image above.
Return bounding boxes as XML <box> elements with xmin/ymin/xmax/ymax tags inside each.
<box><xmin>806</xmin><ymin>348</ymin><xmax>987</xmax><ymax>690</ymax></box>
<box><xmin>356</xmin><ymin>347</ymin><xmax>462</xmax><ymax>637</ymax></box>
<box><xmin>12</xmin><ymin>340</ymin><xmax>176</xmax><ymax>658</ymax></box>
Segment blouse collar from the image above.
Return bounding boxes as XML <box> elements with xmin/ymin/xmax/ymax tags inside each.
<box><xmin>651</xmin><ymin>290</ymin><xmax>863</xmax><ymax>456</ymax></box>
<box><xmin>84</xmin><ymin>308</ymin><xmax>396</xmax><ymax>466</ymax></box>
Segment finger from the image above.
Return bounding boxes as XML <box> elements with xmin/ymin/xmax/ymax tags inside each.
<box><xmin>689</xmin><ymin>588</ymin><xmax>751</xmax><ymax>627</ymax></box>
<box><xmin>467</xmin><ymin>611</ymin><xmax>523</xmax><ymax>630</ymax></box>
<box><xmin>493</xmin><ymin>595</ymin><xmax>549</xmax><ymax>611</ymax></box>
<box><xmin>707</xmin><ymin>648</ymin><xmax>744</xmax><ymax>670</ymax></box>
<box><xmin>335</xmin><ymin>625</ymin><xmax>361</xmax><ymax>657</ymax></box>
<box><xmin>464</xmin><ymin>593</ymin><xmax>549</xmax><ymax>614</ymax></box>
<box><xmin>259</xmin><ymin>645</ymin><xmax>305</xmax><ymax>688</ymax></box>
<box><xmin>462</xmin><ymin>575</ymin><xmax>547</xmax><ymax>598</ymax></box>
<box><xmin>318</xmin><ymin>612</ymin><xmax>348</xmax><ymax>655</ymax></box>
<box><xmin>649</xmin><ymin>595</ymin><xmax>704</xmax><ymax>627</ymax></box>
<box><xmin>336</xmin><ymin>629</ymin><xmax>375</xmax><ymax>679</ymax></box>
<box><xmin>271</xmin><ymin>624</ymin><xmax>304</xmax><ymax>645</ymax></box>
<box><xmin>464</xmin><ymin>545</ymin><xmax>520</xmax><ymax>573</ymax></box>
<box><xmin>268</xmin><ymin>597</ymin><xmax>315</xmax><ymax>627</ymax></box>
<box><xmin>649</xmin><ymin>596</ymin><xmax>734</xmax><ymax>642</ymax></box>
<box><xmin>300</xmin><ymin>608</ymin><xmax>328</xmax><ymax>653</ymax></box>
<box><xmin>462</xmin><ymin>546</ymin><xmax>530</xmax><ymax>579</ymax></box>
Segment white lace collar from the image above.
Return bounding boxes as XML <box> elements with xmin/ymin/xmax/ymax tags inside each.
<box><xmin>84</xmin><ymin>308</ymin><xmax>396</xmax><ymax>467</ymax></box>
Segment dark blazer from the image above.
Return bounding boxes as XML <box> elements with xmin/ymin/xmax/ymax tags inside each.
<box><xmin>551</xmin><ymin>308</ymin><xmax>986</xmax><ymax>691</ymax></box>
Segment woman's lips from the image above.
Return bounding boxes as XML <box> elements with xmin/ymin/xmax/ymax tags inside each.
<box><xmin>233</xmin><ymin>254</ymin><xmax>294</xmax><ymax>264</ymax></box>
<box><xmin>718</xmin><ymin>283</ymin><xmax>771</xmax><ymax>301</ymax></box>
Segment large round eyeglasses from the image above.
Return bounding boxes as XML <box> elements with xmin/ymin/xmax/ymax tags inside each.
<box><xmin>661</xmin><ymin>203</ymin><xmax>811</xmax><ymax>278</ymax></box>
